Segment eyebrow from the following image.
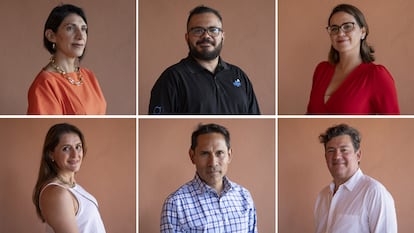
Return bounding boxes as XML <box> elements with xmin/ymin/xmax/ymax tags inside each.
<box><xmin>62</xmin><ymin>22</ymin><xmax>87</xmax><ymax>27</ymax></box>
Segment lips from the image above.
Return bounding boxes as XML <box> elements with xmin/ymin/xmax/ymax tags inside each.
<box><xmin>335</xmin><ymin>38</ymin><xmax>349</xmax><ymax>44</ymax></box>
<box><xmin>206</xmin><ymin>168</ymin><xmax>220</xmax><ymax>174</ymax></box>
<box><xmin>332</xmin><ymin>161</ymin><xmax>345</xmax><ymax>166</ymax></box>
<box><xmin>72</xmin><ymin>43</ymin><xmax>85</xmax><ymax>48</ymax></box>
<box><xmin>68</xmin><ymin>160</ymin><xmax>80</xmax><ymax>165</ymax></box>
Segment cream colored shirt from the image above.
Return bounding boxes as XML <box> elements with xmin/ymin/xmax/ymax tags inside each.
<box><xmin>314</xmin><ymin>169</ymin><xmax>397</xmax><ymax>233</ymax></box>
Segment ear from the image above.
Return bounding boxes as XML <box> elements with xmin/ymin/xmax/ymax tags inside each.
<box><xmin>227</xmin><ymin>148</ymin><xmax>232</xmax><ymax>163</ymax></box>
<box><xmin>45</xmin><ymin>29</ymin><xmax>57</xmax><ymax>43</ymax></box>
<box><xmin>48</xmin><ymin>151</ymin><xmax>54</xmax><ymax>161</ymax></box>
<box><xmin>221</xmin><ymin>31</ymin><xmax>225</xmax><ymax>42</ymax></box>
<box><xmin>356</xmin><ymin>149</ymin><xmax>362</xmax><ymax>162</ymax></box>
<box><xmin>185</xmin><ymin>32</ymin><xmax>189</xmax><ymax>43</ymax></box>
<box><xmin>360</xmin><ymin>27</ymin><xmax>367</xmax><ymax>40</ymax></box>
<box><xmin>189</xmin><ymin>148</ymin><xmax>195</xmax><ymax>164</ymax></box>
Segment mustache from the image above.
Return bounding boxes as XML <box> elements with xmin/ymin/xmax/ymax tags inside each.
<box><xmin>206</xmin><ymin>167</ymin><xmax>220</xmax><ymax>173</ymax></box>
<box><xmin>196</xmin><ymin>38</ymin><xmax>215</xmax><ymax>46</ymax></box>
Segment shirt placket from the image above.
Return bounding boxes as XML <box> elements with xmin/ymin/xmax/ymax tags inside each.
<box><xmin>326</xmin><ymin>187</ymin><xmax>341</xmax><ymax>233</ymax></box>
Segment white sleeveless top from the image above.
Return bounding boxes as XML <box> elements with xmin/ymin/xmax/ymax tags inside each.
<box><xmin>40</xmin><ymin>182</ymin><xmax>106</xmax><ymax>233</ymax></box>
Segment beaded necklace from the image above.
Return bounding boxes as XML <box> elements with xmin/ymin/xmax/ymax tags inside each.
<box><xmin>49</xmin><ymin>57</ymin><xmax>83</xmax><ymax>86</ymax></box>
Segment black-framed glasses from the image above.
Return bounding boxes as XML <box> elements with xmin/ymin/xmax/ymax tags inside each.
<box><xmin>188</xmin><ymin>27</ymin><xmax>223</xmax><ymax>37</ymax></box>
<box><xmin>326</xmin><ymin>22</ymin><xmax>355</xmax><ymax>35</ymax></box>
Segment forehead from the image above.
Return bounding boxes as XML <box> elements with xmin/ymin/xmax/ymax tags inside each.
<box><xmin>58</xmin><ymin>132</ymin><xmax>81</xmax><ymax>144</ymax></box>
<box><xmin>326</xmin><ymin>134</ymin><xmax>353</xmax><ymax>147</ymax></box>
<box><xmin>61</xmin><ymin>13</ymin><xmax>87</xmax><ymax>26</ymax></box>
<box><xmin>196</xmin><ymin>133</ymin><xmax>227</xmax><ymax>148</ymax></box>
<box><xmin>329</xmin><ymin>11</ymin><xmax>356</xmax><ymax>25</ymax></box>
<box><xmin>188</xmin><ymin>13</ymin><xmax>222</xmax><ymax>28</ymax></box>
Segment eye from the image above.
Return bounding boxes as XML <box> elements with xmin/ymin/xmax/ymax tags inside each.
<box><xmin>331</xmin><ymin>27</ymin><xmax>339</xmax><ymax>33</ymax></box>
<box><xmin>340</xmin><ymin>148</ymin><xmax>350</xmax><ymax>153</ymax></box>
<box><xmin>192</xmin><ymin>28</ymin><xmax>204</xmax><ymax>34</ymax></box>
<box><xmin>209</xmin><ymin>27</ymin><xmax>220</xmax><ymax>33</ymax></box>
<box><xmin>75</xmin><ymin>144</ymin><xmax>83</xmax><ymax>151</ymax></box>
<box><xmin>65</xmin><ymin>25</ymin><xmax>74</xmax><ymax>31</ymax></box>
<box><xmin>342</xmin><ymin>23</ymin><xmax>354</xmax><ymax>31</ymax></box>
<box><xmin>81</xmin><ymin>25</ymin><xmax>88</xmax><ymax>32</ymax></box>
<box><xmin>215</xmin><ymin>151</ymin><xmax>225</xmax><ymax>157</ymax></box>
<box><xmin>200</xmin><ymin>151</ymin><xmax>209</xmax><ymax>156</ymax></box>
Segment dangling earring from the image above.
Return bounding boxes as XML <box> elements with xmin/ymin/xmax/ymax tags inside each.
<box><xmin>52</xmin><ymin>43</ymin><xmax>56</xmax><ymax>50</ymax></box>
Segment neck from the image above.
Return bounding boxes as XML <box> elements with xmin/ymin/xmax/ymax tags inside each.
<box><xmin>57</xmin><ymin>172</ymin><xmax>76</xmax><ymax>187</ymax></box>
<box><xmin>212</xmin><ymin>182</ymin><xmax>224</xmax><ymax>195</ymax></box>
<box><xmin>337</xmin><ymin>52</ymin><xmax>362</xmax><ymax>72</ymax></box>
<box><xmin>194</xmin><ymin>56</ymin><xmax>219</xmax><ymax>73</ymax></box>
<box><xmin>52</xmin><ymin>53</ymin><xmax>78</xmax><ymax>73</ymax></box>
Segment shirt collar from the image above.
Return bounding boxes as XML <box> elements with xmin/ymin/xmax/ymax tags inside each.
<box><xmin>330</xmin><ymin>168</ymin><xmax>363</xmax><ymax>193</ymax></box>
<box><xmin>185</xmin><ymin>55</ymin><xmax>229</xmax><ymax>74</ymax></box>
<box><xmin>193</xmin><ymin>173</ymin><xmax>233</xmax><ymax>196</ymax></box>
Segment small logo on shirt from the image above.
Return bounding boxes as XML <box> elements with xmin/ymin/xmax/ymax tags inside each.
<box><xmin>233</xmin><ymin>79</ymin><xmax>241</xmax><ymax>88</ymax></box>
<box><xmin>153</xmin><ymin>106</ymin><xmax>162</xmax><ymax>114</ymax></box>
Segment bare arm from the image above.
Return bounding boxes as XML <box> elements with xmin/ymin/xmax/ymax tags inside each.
<box><xmin>40</xmin><ymin>185</ymin><xmax>79</xmax><ymax>233</ymax></box>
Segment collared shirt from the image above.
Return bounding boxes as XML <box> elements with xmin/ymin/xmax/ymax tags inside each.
<box><xmin>314</xmin><ymin>169</ymin><xmax>397</xmax><ymax>233</ymax></box>
<box><xmin>149</xmin><ymin>55</ymin><xmax>260</xmax><ymax>114</ymax></box>
<box><xmin>160</xmin><ymin>174</ymin><xmax>258</xmax><ymax>233</ymax></box>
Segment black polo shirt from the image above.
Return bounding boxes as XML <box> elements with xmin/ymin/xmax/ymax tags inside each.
<box><xmin>149</xmin><ymin>56</ymin><xmax>260</xmax><ymax>114</ymax></box>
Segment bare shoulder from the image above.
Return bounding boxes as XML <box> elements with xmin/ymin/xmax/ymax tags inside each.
<box><xmin>40</xmin><ymin>184</ymin><xmax>79</xmax><ymax>233</ymax></box>
<box><xmin>40</xmin><ymin>184</ymin><xmax>73</xmax><ymax>205</ymax></box>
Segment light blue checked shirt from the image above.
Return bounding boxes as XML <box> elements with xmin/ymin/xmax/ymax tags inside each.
<box><xmin>160</xmin><ymin>174</ymin><xmax>258</xmax><ymax>233</ymax></box>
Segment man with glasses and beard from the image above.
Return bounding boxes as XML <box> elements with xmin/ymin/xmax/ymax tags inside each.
<box><xmin>149</xmin><ymin>5</ymin><xmax>260</xmax><ymax>114</ymax></box>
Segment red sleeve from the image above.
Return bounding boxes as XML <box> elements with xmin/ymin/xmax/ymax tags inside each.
<box><xmin>370</xmin><ymin>65</ymin><xmax>400</xmax><ymax>114</ymax></box>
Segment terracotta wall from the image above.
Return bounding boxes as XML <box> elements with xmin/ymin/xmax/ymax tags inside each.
<box><xmin>279</xmin><ymin>0</ymin><xmax>414</xmax><ymax>114</ymax></box>
<box><xmin>139</xmin><ymin>0</ymin><xmax>275</xmax><ymax>115</ymax></box>
<box><xmin>279</xmin><ymin>118</ymin><xmax>414</xmax><ymax>233</ymax></box>
<box><xmin>139</xmin><ymin>119</ymin><xmax>275</xmax><ymax>232</ymax></box>
<box><xmin>0</xmin><ymin>0</ymin><xmax>135</xmax><ymax>114</ymax></box>
<box><xmin>0</xmin><ymin>118</ymin><xmax>136</xmax><ymax>232</ymax></box>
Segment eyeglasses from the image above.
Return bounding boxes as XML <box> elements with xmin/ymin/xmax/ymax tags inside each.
<box><xmin>326</xmin><ymin>22</ymin><xmax>355</xmax><ymax>35</ymax></box>
<box><xmin>188</xmin><ymin>27</ymin><xmax>223</xmax><ymax>37</ymax></box>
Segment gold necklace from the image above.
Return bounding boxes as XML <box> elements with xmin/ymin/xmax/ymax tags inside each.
<box><xmin>50</xmin><ymin>57</ymin><xmax>83</xmax><ymax>86</ymax></box>
<box><xmin>57</xmin><ymin>176</ymin><xmax>76</xmax><ymax>188</ymax></box>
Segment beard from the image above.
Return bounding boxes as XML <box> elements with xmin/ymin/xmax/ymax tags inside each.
<box><xmin>188</xmin><ymin>37</ymin><xmax>223</xmax><ymax>61</ymax></box>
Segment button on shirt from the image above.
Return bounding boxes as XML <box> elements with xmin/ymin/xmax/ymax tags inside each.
<box><xmin>161</xmin><ymin>174</ymin><xmax>258</xmax><ymax>233</ymax></box>
<box><xmin>149</xmin><ymin>56</ymin><xmax>260</xmax><ymax>114</ymax></box>
<box><xmin>314</xmin><ymin>169</ymin><xmax>397</xmax><ymax>233</ymax></box>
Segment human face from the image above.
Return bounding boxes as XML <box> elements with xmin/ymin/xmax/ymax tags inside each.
<box><xmin>189</xmin><ymin>132</ymin><xmax>232</xmax><ymax>192</ymax></box>
<box><xmin>50</xmin><ymin>133</ymin><xmax>83</xmax><ymax>174</ymax></box>
<box><xmin>186</xmin><ymin>13</ymin><xmax>224</xmax><ymax>61</ymax></box>
<box><xmin>47</xmin><ymin>13</ymin><xmax>87</xmax><ymax>59</ymax></box>
<box><xmin>328</xmin><ymin>12</ymin><xmax>366</xmax><ymax>56</ymax></box>
<box><xmin>325</xmin><ymin>134</ymin><xmax>361</xmax><ymax>186</ymax></box>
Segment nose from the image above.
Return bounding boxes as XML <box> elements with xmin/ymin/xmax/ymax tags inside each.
<box><xmin>332</xmin><ymin>149</ymin><xmax>344</xmax><ymax>159</ymax></box>
<box><xmin>337</xmin><ymin>28</ymin><xmax>346</xmax><ymax>36</ymax></box>
<box><xmin>75</xmin><ymin>27</ymin><xmax>84</xmax><ymax>40</ymax></box>
<box><xmin>69</xmin><ymin>147</ymin><xmax>80</xmax><ymax>157</ymax></box>
<box><xmin>200</xmin><ymin>30</ymin><xmax>212</xmax><ymax>39</ymax></box>
<box><xmin>207</xmin><ymin>154</ymin><xmax>217</xmax><ymax>166</ymax></box>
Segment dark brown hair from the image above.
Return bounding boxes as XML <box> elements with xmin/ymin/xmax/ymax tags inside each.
<box><xmin>319</xmin><ymin>123</ymin><xmax>361</xmax><ymax>151</ymax></box>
